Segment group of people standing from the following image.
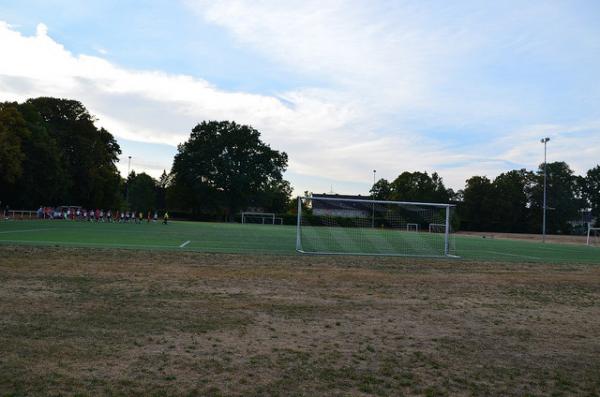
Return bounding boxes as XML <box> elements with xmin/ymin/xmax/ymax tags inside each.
<box><xmin>37</xmin><ymin>207</ymin><xmax>169</xmax><ymax>224</ymax></box>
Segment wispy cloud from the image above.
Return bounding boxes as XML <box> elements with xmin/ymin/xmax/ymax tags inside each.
<box><xmin>0</xmin><ymin>20</ymin><xmax>445</xmax><ymax>187</ymax></box>
<box><xmin>1</xmin><ymin>0</ymin><xmax>599</xmax><ymax>194</ymax></box>
<box><xmin>185</xmin><ymin>0</ymin><xmax>600</xmax><ymax>185</ymax></box>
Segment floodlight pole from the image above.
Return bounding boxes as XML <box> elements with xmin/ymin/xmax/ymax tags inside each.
<box><xmin>372</xmin><ymin>169</ymin><xmax>376</xmax><ymax>228</ymax></box>
<box><xmin>126</xmin><ymin>156</ymin><xmax>132</xmax><ymax>205</ymax></box>
<box><xmin>541</xmin><ymin>138</ymin><xmax>550</xmax><ymax>243</ymax></box>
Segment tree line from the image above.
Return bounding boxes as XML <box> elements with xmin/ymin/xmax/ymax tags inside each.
<box><xmin>0</xmin><ymin>97</ymin><xmax>291</xmax><ymax>218</ymax></box>
<box><xmin>2</xmin><ymin>96</ymin><xmax>598</xmax><ymax>233</ymax></box>
<box><xmin>370</xmin><ymin>164</ymin><xmax>600</xmax><ymax>234</ymax></box>
<box><xmin>0</xmin><ymin>98</ymin><xmax>122</xmax><ymax>209</ymax></box>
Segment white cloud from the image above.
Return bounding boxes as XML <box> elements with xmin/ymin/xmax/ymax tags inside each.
<box><xmin>1</xmin><ymin>4</ymin><xmax>599</xmax><ymax>196</ymax></box>
<box><xmin>0</xmin><ymin>20</ymin><xmax>438</xmax><ymax>189</ymax></box>
<box><xmin>184</xmin><ymin>0</ymin><xmax>600</xmax><ymax>187</ymax></box>
<box><xmin>185</xmin><ymin>0</ymin><xmax>553</xmax><ymax>121</ymax></box>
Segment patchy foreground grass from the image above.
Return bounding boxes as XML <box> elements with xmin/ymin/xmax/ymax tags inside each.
<box><xmin>1</xmin><ymin>246</ymin><xmax>600</xmax><ymax>396</ymax></box>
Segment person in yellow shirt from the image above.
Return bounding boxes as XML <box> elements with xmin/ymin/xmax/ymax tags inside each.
<box><xmin>163</xmin><ymin>212</ymin><xmax>169</xmax><ymax>225</ymax></box>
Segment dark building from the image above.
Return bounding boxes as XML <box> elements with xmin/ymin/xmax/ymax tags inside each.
<box><xmin>310</xmin><ymin>194</ymin><xmax>371</xmax><ymax>218</ymax></box>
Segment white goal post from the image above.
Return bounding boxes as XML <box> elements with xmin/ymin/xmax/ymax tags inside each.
<box><xmin>587</xmin><ymin>225</ymin><xmax>600</xmax><ymax>246</ymax></box>
<box><xmin>241</xmin><ymin>212</ymin><xmax>282</xmax><ymax>225</ymax></box>
<box><xmin>296</xmin><ymin>196</ymin><xmax>457</xmax><ymax>257</ymax></box>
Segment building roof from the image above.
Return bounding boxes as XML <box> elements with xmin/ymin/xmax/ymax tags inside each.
<box><xmin>311</xmin><ymin>193</ymin><xmax>371</xmax><ymax>211</ymax></box>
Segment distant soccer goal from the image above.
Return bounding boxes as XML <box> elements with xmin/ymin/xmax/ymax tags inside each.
<box><xmin>296</xmin><ymin>196</ymin><xmax>457</xmax><ymax>257</ymax></box>
<box><xmin>587</xmin><ymin>225</ymin><xmax>600</xmax><ymax>247</ymax></box>
<box><xmin>241</xmin><ymin>212</ymin><xmax>282</xmax><ymax>225</ymax></box>
<box><xmin>429</xmin><ymin>223</ymin><xmax>446</xmax><ymax>233</ymax></box>
<box><xmin>406</xmin><ymin>223</ymin><xmax>419</xmax><ymax>232</ymax></box>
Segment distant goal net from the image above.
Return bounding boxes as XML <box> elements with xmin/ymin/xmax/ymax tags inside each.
<box><xmin>407</xmin><ymin>223</ymin><xmax>419</xmax><ymax>232</ymax></box>
<box><xmin>296</xmin><ymin>196</ymin><xmax>457</xmax><ymax>257</ymax></box>
<box><xmin>241</xmin><ymin>212</ymin><xmax>283</xmax><ymax>225</ymax></box>
<box><xmin>429</xmin><ymin>223</ymin><xmax>446</xmax><ymax>233</ymax></box>
<box><xmin>587</xmin><ymin>225</ymin><xmax>600</xmax><ymax>247</ymax></box>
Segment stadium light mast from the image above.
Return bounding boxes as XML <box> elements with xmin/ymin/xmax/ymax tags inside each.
<box><xmin>541</xmin><ymin>137</ymin><xmax>550</xmax><ymax>243</ymax></box>
<box><xmin>126</xmin><ymin>156</ymin><xmax>132</xmax><ymax>205</ymax></box>
<box><xmin>372</xmin><ymin>169</ymin><xmax>376</xmax><ymax>228</ymax></box>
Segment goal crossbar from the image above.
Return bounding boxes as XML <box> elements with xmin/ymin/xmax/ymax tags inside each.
<box><xmin>304</xmin><ymin>196</ymin><xmax>455</xmax><ymax>208</ymax></box>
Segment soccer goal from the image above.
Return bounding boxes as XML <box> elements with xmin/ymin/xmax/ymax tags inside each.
<box><xmin>406</xmin><ymin>223</ymin><xmax>419</xmax><ymax>232</ymax></box>
<box><xmin>587</xmin><ymin>225</ymin><xmax>600</xmax><ymax>247</ymax></box>
<box><xmin>296</xmin><ymin>196</ymin><xmax>457</xmax><ymax>257</ymax></box>
<box><xmin>429</xmin><ymin>223</ymin><xmax>446</xmax><ymax>233</ymax></box>
<box><xmin>241</xmin><ymin>212</ymin><xmax>282</xmax><ymax>225</ymax></box>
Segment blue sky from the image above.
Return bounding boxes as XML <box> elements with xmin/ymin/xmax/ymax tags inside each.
<box><xmin>0</xmin><ymin>1</ymin><xmax>319</xmax><ymax>93</ymax></box>
<box><xmin>1</xmin><ymin>0</ymin><xmax>599</xmax><ymax>195</ymax></box>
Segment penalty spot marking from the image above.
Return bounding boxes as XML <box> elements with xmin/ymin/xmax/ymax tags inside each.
<box><xmin>179</xmin><ymin>240</ymin><xmax>191</xmax><ymax>248</ymax></box>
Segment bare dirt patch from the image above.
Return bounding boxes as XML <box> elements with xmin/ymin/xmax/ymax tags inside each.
<box><xmin>1</xmin><ymin>246</ymin><xmax>600</xmax><ymax>396</ymax></box>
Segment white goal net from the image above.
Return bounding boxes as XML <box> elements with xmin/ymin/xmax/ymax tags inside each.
<box><xmin>296</xmin><ymin>196</ymin><xmax>457</xmax><ymax>257</ymax></box>
<box><xmin>587</xmin><ymin>225</ymin><xmax>600</xmax><ymax>247</ymax></box>
<box><xmin>241</xmin><ymin>212</ymin><xmax>282</xmax><ymax>225</ymax></box>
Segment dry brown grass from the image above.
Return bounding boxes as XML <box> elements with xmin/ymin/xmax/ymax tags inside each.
<box><xmin>1</xmin><ymin>246</ymin><xmax>600</xmax><ymax>396</ymax></box>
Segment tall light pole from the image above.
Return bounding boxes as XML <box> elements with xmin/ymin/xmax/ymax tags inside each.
<box><xmin>372</xmin><ymin>169</ymin><xmax>376</xmax><ymax>228</ymax></box>
<box><xmin>126</xmin><ymin>156</ymin><xmax>132</xmax><ymax>206</ymax></box>
<box><xmin>541</xmin><ymin>138</ymin><xmax>550</xmax><ymax>243</ymax></box>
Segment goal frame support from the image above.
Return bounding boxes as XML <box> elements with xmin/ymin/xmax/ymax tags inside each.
<box><xmin>587</xmin><ymin>224</ymin><xmax>600</xmax><ymax>246</ymax></box>
<box><xmin>295</xmin><ymin>196</ymin><xmax>457</xmax><ymax>258</ymax></box>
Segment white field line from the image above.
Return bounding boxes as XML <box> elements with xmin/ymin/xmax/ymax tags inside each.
<box><xmin>0</xmin><ymin>239</ymin><xmax>178</xmax><ymax>249</ymax></box>
<box><xmin>478</xmin><ymin>250</ymin><xmax>542</xmax><ymax>260</ymax></box>
<box><xmin>0</xmin><ymin>228</ymin><xmax>55</xmax><ymax>234</ymax></box>
<box><xmin>0</xmin><ymin>239</ymin><xmax>294</xmax><ymax>253</ymax></box>
<box><xmin>179</xmin><ymin>240</ymin><xmax>191</xmax><ymax>248</ymax></box>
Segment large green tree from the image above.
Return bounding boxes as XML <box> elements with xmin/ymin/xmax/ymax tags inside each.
<box><xmin>529</xmin><ymin>162</ymin><xmax>580</xmax><ymax>234</ymax></box>
<box><xmin>370</xmin><ymin>178</ymin><xmax>392</xmax><ymax>200</ymax></box>
<box><xmin>155</xmin><ymin>170</ymin><xmax>171</xmax><ymax>211</ymax></box>
<box><xmin>584</xmin><ymin>165</ymin><xmax>600</xmax><ymax>226</ymax></box>
<box><xmin>0</xmin><ymin>103</ymin><xmax>29</xmax><ymax>186</ymax></box>
<box><xmin>490</xmin><ymin>169</ymin><xmax>533</xmax><ymax>232</ymax></box>
<box><xmin>459</xmin><ymin>176</ymin><xmax>494</xmax><ymax>231</ymax></box>
<box><xmin>170</xmin><ymin>121</ymin><xmax>290</xmax><ymax>219</ymax></box>
<box><xmin>12</xmin><ymin>102</ymin><xmax>66</xmax><ymax>208</ymax></box>
<box><xmin>26</xmin><ymin>97</ymin><xmax>122</xmax><ymax>208</ymax></box>
<box><xmin>0</xmin><ymin>97</ymin><xmax>122</xmax><ymax>209</ymax></box>
<box><xmin>127</xmin><ymin>172</ymin><xmax>157</xmax><ymax>213</ymax></box>
<box><xmin>387</xmin><ymin>171</ymin><xmax>451</xmax><ymax>203</ymax></box>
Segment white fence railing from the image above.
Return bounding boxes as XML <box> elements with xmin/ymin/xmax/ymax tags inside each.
<box><xmin>3</xmin><ymin>210</ymin><xmax>37</xmax><ymax>220</ymax></box>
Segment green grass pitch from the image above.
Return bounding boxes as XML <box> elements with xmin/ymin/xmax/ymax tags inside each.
<box><xmin>0</xmin><ymin>220</ymin><xmax>599</xmax><ymax>263</ymax></box>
